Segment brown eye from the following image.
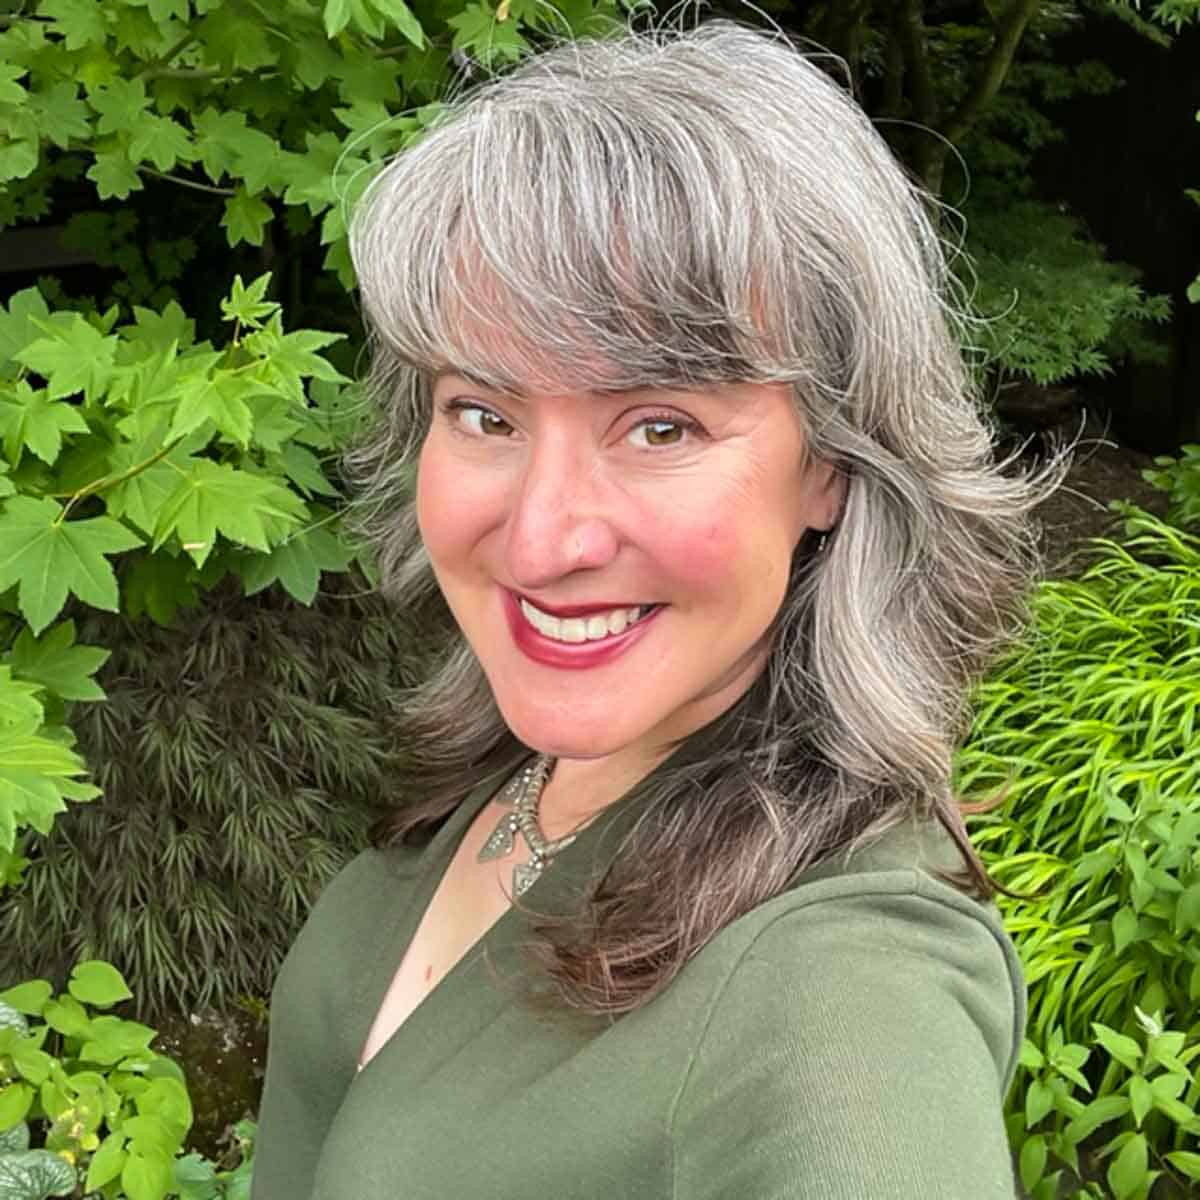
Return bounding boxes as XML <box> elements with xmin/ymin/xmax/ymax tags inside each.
<box><xmin>632</xmin><ymin>419</ymin><xmax>685</xmax><ymax>448</ymax></box>
<box><xmin>455</xmin><ymin>405</ymin><xmax>513</xmax><ymax>437</ymax></box>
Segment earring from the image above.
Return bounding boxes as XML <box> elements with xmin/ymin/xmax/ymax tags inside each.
<box><xmin>817</xmin><ymin>532</ymin><xmax>828</xmax><ymax>553</ymax></box>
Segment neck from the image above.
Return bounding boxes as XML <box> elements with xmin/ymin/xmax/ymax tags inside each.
<box><xmin>534</xmin><ymin>745</ymin><xmax>672</xmax><ymax>841</ymax></box>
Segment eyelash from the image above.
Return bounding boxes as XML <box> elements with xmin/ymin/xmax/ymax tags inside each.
<box><xmin>437</xmin><ymin>400</ymin><xmax>704</xmax><ymax>448</ymax></box>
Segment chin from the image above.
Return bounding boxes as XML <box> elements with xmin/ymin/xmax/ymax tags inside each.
<box><xmin>494</xmin><ymin>701</ymin><xmax>639</xmax><ymax>762</ymax></box>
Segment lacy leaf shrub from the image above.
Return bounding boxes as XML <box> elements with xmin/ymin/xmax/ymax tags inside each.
<box><xmin>0</xmin><ymin>575</ymin><xmax>424</xmax><ymax>1015</ymax></box>
<box><xmin>959</xmin><ymin>507</ymin><xmax>1200</xmax><ymax>1198</ymax></box>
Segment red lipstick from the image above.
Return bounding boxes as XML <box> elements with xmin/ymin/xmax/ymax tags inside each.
<box><xmin>502</xmin><ymin>590</ymin><xmax>662</xmax><ymax>670</ymax></box>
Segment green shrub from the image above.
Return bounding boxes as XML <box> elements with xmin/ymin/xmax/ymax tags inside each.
<box><xmin>958</xmin><ymin>506</ymin><xmax>1200</xmax><ymax>1197</ymax></box>
<box><xmin>1143</xmin><ymin>445</ymin><xmax>1200</xmax><ymax>532</ymax></box>
<box><xmin>0</xmin><ymin>961</ymin><xmax>252</xmax><ymax>1200</ymax></box>
<box><xmin>962</xmin><ymin>195</ymin><xmax>1171</xmax><ymax>386</ymax></box>
<box><xmin>0</xmin><ymin>576</ymin><xmax>421</xmax><ymax>1016</ymax></box>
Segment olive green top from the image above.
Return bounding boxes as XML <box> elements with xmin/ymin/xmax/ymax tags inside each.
<box><xmin>252</xmin><ymin>774</ymin><xmax>1025</xmax><ymax>1199</ymax></box>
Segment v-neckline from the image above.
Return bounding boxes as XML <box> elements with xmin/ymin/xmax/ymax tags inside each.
<box><xmin>348</xmin><ymin>760</ymin><xmax>653</xmax><ymax>1079</ymax></box>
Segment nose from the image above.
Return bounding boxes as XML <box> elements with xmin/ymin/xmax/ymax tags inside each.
<box><xmin>503</xmin><ymin>435</ymin><xmax>619</xmax><ymax>590</ymax></box>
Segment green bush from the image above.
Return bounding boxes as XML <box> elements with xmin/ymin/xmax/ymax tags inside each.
<box><xmin>1144</xmin><ymin>445</ymin><xmax>1200</xmax><ymax>532</ymax></box>
<box><xmin>0</xmin><ymin>577</ymin><xmax>420</xmax><ymax>1016</ymax></box>
<box><xmin>0</xmin><ymin>0</ymin><xmax>626</xmax><ymax>1026</ymax></box>
<box><xmin>0</xmin><ymin>961</ymin><xmax>253</xmax><ymax>1200</ymax></box>
<box><xmin>958</xmin><ymin>506</ymin><xmax>1200</xmax><ymax>1197</ymax></box>
<box><xmin>961</xmin><ymin>195</ymin><xmax>1171</xmax><ymax>386</ymax></box>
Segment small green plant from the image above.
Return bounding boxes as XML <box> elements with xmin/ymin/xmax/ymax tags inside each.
<box><xmin>171</xmin><ymin>1120</ymin><xmax>255</xmax><ymax>1200</ymax></box>
<box><xmin>0</xmin><ymin>961</ymin><xmax>251</xmax><ymax>1200</ymax></box>
<box><xmin>1143</xmin><ymin>444</ymin><xmax>1200</xmax><ymax>531</ymax></box>
<box><xmin>959</xmin><ymin>505</ymin><xmax>1200</xmax><ymax>1196</ymax></box>
<box><xmin>1009</xmin><ymin>1008</ymin><xmax>1200</xmax><ymax>1199</ymax></box>
<box><xmin>0</xmin><ymin>960</ymin><xmax>190</xmax><ymax>1198</ymax></box>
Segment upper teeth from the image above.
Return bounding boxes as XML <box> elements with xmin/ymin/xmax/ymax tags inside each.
<box><xmin>519</xmin><ymin>598</ymin><xmax>648</xmax><ymax>643</ymax></box>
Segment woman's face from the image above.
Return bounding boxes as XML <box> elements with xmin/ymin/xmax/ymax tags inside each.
<box><xmin>417</xmin><ymin>371</ymin><xmax>845</xmax><ymax>766</ymax></box>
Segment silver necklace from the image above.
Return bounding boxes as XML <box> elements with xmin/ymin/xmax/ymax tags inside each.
<box><xmin>477</xmin><ymin>753</ymin><xmax>575</xmax><ymax>897</ymax></box>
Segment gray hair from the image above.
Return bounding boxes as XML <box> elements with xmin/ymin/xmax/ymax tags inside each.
<box><xmin>346</xmin><ymin>21</ymin><xmax>1064</xmax><ymax>1014</ymax></box>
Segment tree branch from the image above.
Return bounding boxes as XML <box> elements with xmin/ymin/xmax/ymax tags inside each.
<box><xmin>896</xmin><ymin>0</ymin><xmax>935</xmax><ymax>131</ymax></box>
<box><xmin>880</xmin><ymin>5</ymin><xmax>906</xmax><ymax>120</ymax></box>
<box><xmin>942</xmin><ymin>0</ymin><xmax>1041</xmax><ymax>144</ymax></box>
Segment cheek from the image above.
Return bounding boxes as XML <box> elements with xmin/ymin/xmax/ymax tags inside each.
<box><xmin>642</xmin><ymin>494</ymin><xmax>796</xmax><ymax>608</ymax></box>
<box><xmin>416</xmin><ymin>440</ymin><xmax>476</xmax><ymax>561</ymax></box>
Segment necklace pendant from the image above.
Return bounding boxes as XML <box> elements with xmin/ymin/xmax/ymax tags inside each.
<box><xmin>512</xmin><ymin>860</ymin><xmax>543</xmax><ymax>897</ymax></box>
<box><xmin>478</xmin><ymin>814</ymin><xmax>518</xmax><ymax>862</ymax></box>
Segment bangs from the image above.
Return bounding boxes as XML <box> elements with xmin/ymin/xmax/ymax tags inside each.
<box><xmin>353</xmin><ymin>79</ymin><xmax>799</xmax><ymax>397</ymax></box>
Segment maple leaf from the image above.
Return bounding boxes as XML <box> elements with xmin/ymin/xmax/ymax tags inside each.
<box><xmin>128</xmin><ymin>114</ymin><xmax>193</xmax><ymax>172</ymax></box>
<box><xmin>200</xmin><ymin>4</ymin><xmax>278</xmax><ymax>72</ymax></box>
<box><xmin>242</xmin><ymin>324</ymin><xmax>347</xmax><ymax>402</ymax></box>
<box><xmin>237</xmin><ymin>520</ymin><xmax>353</xmax><ymax>604</ymax></box>
<box><xmin>89</xmin><ymin>78</ymin><xmax>149</xmax><ymax>136</ymax></box>
<box><xmin>0</xmin><ymin>670</ymin><xmax>42</xmax><ymax>733</ymax></box>
<box><xmin>0</xmin><ymin>63</ymin><xmax>28</xmax><ymax>107</ymax></box>
<box><xmin>0</xmin><ymin>288</ymin><xmax>50</xmax><ymax>376</ymax></box>
<box><xmin>122</xmin><ymin>550</ymin><xmax>199</xmax><ymax>626</ymax></box>
<box><xmin>222</xmin><ymin>188</ymin><xmax>273</xmax><ymax>247</ymax></box>
<box><xmin>14</xmin><ymin>315</ymin><xmax>118</xmax><ymax>402</ymax></box>
<box><xmin>192</xmin><ymin>108</ymin><xmax>276</xmax><ymax>184</ymax></box>
<box><xmin>105</xmin><ymin>434</ymin><xmax>201</xmax><ymax>539</ymax></box>
<box><xmin>124</xmin><ymin>301</ymin><xmax>195</xmax><ymax>353</ymax></box>
<box><xmin>0</xmin><ymin>667</ymin><xmax>97</xmax><ymax>852</ymax></box>
<box><xmin>247</xmin><ymin>394</ymin><xmax>303</xmax><ymax>452</ymax></box>
<box><xmin>41</xmin><ymin>0</ymin><xmax>108</xmax><ymax>51</ymax></box>
<box><xmin>0</xmin><ymin>380</ymin><xmax>91</xmax><ymax>466</ymax></box>
<box><xmin>27</xmin><ymin>81</ymin><xmax>92</xmax><ymax>148</ymax></box>
<box><xmin>279</xmin><ymin>133</ymin><xmax>344</xmax><ymax>214</ymax></box>
<box><xmin>220</xmin><ymin>273</ymin><xmax>277</xmax><ymax>328</ymax></box>
<box><xmin>76</xmin><ymin>46</ymin><xmax>121</xmax><ymax>93</ymax></box>
<box><xmin>332</xmin><ymin>52</ymin><xmax>401</xmax><ymax>105</ymax></box>
<box><xmin>167</xmin><ymin>369</ymin><xmax>260</xmax><ymax>447</ymax></box>
<box><xmin>152</xmin><ymin>459</ymin><xmax>306</xmax><ymax>566</ymax></box>
<box><xmin>113</xmin><ymin>7</ymin><xmax>164</xmax><ymax>58</ymax></box>
<box><xmin>448</xmin><ymin>2</ymin><xmax>529</xmax><ymax>64</ymax></box>
<box><xmin>147</xmin><ymin>0</ymin><xmax>191</xmax><ymax>21</ymax></box>
<box><xmin>0</xmin><ymin>136</ymin><xmax>38</xmax><ymax>183</ymax></box>
<box><xmin>273</xmin><ymin>443</ymin><xmax>339</xmax><ymax>497</ymax></box>
<box><xmin>289</xmin><ymin>33</ymin><xmax>342</xmax><ymax>91</ymax></box>
<box><xmin>9</xmin><ymin>620</ymin><xmax>110</xmax><ymax>702</ymax></box>
<box><xmin>324</xmin><ymin>0</ymin><xmax>357</xmax><ymax>37</ymax></box>
<box><xmin>0</xmin><ymin>496</ymin><xmax>143</xmax><ymax>634</ymax></box>
<box><xmin>87</xmin><ymin>148</ymin><xmax>144</xmax><ymax>200</ymax></box>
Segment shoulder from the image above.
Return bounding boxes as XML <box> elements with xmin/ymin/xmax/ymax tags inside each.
<box><xmin>662</xmin><ymin>816</ymin><xmax>1025</xmax><ymax>1198</ymax></box>
<box><xmin>687</xmin><ymin>812</ymin><xmax>1026</xmax><ymax>1096</ymax></box>
<box><xmin>279</xmin><ymin>842</ymin><xmax>426</xmax><ymax>961</ymax></box>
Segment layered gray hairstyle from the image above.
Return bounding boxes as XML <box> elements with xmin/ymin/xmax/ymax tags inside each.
<box><xmin>347</xmin><ymin>21</ymin><xmax>1061</xmax><ymax>1014</ymax></box>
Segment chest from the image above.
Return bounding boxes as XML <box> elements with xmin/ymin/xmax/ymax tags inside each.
<box><xmin>317</xmin><ymin>986</ymin><xmax>682</xmax><ymax>1200</ymax></box>
<box><xmin>356</xmin><ymin>800</ymin><xmax>537</xmax><ymax>1068</ymax></box>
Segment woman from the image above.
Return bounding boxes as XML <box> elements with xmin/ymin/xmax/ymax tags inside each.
<box><xmin>253</xmin><ymin>22</ymin><xmax>1058</xmax><ymax>1199</ymax></box>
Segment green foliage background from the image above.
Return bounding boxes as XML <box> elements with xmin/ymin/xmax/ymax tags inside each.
<box><xmin>0</xmin><ymin>0</ymin><xmax>1196</xmax><ymax>1197</ymax></box>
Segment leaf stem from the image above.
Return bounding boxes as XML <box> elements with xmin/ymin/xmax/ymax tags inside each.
<box><xmin>141</xmin><ymin>32</ymin><xmax>200</xmax><ymax>74</ymax></box>
<box><xmin>55</xmin><ymin>436</ymin><xmax>187</xmax><ymax>524</ymax></box>
<box><xmin>139</xmin><ymin>168</ymin><xmax>237</xmax><ymax>197</ymax></box>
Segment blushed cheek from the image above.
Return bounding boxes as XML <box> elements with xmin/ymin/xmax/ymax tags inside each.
<box><xmin>656</xmin><ymin>514</ymin><xmax>741</xmax><ymax>594</ymax></box>
<box><xmin>415</xmin><ymin>442</ymin><xmax>466</xmax><ymax>559</ymax></box>
<box><xmin>651</xmin><ymin>501</ymin><xmax>794</xmax><ymax>614</ymax></box>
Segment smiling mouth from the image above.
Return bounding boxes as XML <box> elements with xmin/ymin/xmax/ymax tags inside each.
<box><xmin>518</xmin><ymin>597</ymin><xmax>661</xmax><ymax>643</ymax></box>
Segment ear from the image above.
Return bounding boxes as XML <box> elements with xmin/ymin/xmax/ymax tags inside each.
<box><xmin>805</xmin><ymin>458</ymin><xmax>848</xmax><ymax>533</ymax></box>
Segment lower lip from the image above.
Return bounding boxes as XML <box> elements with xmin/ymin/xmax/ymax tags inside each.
<box><xmin>502</xmin><ymin>591</ymin><xmax>663</xmax><ymax>670</ymax></box>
